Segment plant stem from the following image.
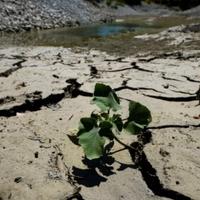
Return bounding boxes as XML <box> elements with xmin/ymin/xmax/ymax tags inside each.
<box><xmin>122</xmin><ymin>117</ymin><xmax>128</xmax><ymax>121</ymax></box>
<box><xmin>108</xmin><ymin>147</ymin><xmax>127</xmax><ymax>155</ymax></box>
<box><xmin>113</xmin><ymin>134</ymin><xmax>136</xmax><ymax>151</ymax></box>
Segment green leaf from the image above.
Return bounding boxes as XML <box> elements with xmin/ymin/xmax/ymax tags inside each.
<box><xmin>78</xmin><ymin>117</ymin><xmax>97</xmax><ymax>136</ymax></box>
<box><xmin>92</xmin><ymin>83</ymin><xmax>121</xmax><ymax>112</ymax></box>
<box><xmin>78</xmin><ymin>127</ymin><xmax>105</xmax><ymax>160</ymax></box>
<box><xmin>99</xmin><ymin>128</ymin><xmax>114</xmax><ymax>140</ymax></box>
<box><xmin>99</xmin><ymin>121</ymin><xmax>113</xmax><ymax>129</ymax></box>
<box><xmin>128</xmin><ymin>101</ymin><xmax>152</xmax><ymax>125</ymax></box>
<box><xmin>99</xmin><ymin>121</ymin><xmax>114</xmax><ymax>140</ymax></box>
<box><xmin>90</xmin><ymin>112</ymin><xmax>101</xmax><ymax>121</ymax></box>
<box><xmin>100</xmin><ymin>112</ymin><xmax>109</xmax><ymax>120</ymax></box>
<box><xmin>124</xmin><ymin>101</ymin><xmax>152</xmax><ymax>134</ymax></box>
<box><xmin>124</xmin><ymin>121</ymin><xmax>145</xmax><ymax>135</ymax></box>
<box><xmin>112</xmin><ymin>114</ymin><xmax>123</xmax><ymax>132</ymax></box>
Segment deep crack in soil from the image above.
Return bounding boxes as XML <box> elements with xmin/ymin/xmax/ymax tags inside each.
<box><xmin>1</xmin><ymin>80</ymin><xmax>198</xmax><ymax>117</ymax></box>
<box><xmin>0</xmin><ymin>79</ymin><xmax>90</xmax><ymax>117</ymax></box>
<box><xmin>127</xmin><ymin>130</ymin><xmax>193</xmax><ymax>200</ymax></box>
<box><xmin>136</xmin><ymin>152</ymin><xmax>192</xmax><ymax>200</ymax></box>
<box><xmin>0</xmin><ymin>78</ymin><xmax>167</xmax><ymax>117</ymax></box>
<box><xmin>0</xmin><ymin>59</ymin><xmax>26</xmax><ymax>77</ymax></box>
<box><xmin>143</xmin><ymin>94</ymin><xmax>197</xmax><ymax>102</ymax></box>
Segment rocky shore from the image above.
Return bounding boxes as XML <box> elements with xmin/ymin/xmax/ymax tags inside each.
<box><xmin>0</xmin><ymin>0</ymin><xmax>111</xmax><ymax>32</ymax></box>
<box><xmin>1</xmin><ymin>0</ymin><xmax>200</xmax><ymax>33</ymax></box>
<box><xmin>0</xmin><ymin>0</ymin><xmax>186</xmax><ymax>33</ymax></box>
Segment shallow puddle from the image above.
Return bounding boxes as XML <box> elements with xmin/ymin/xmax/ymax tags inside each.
<box><xmin>0</xmin><ymin>15</ymin><xmax>200</xmax><ymax>55</ymax></box>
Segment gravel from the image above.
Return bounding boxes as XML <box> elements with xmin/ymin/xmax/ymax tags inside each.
<box><xmin>0</xmin><ymin>0</ymin><xmax>111</xmax><ymax>32</ymax></box>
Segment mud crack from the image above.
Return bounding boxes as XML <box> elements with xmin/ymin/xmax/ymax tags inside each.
<box><xmin>114</xmin><ymin>85</ymin><xmax>164</xmax><ymax>94</ymax></box>
<box><xmin>127</xmin><ymin>130</ymin><xmax>193</xmax><ymax>200</ymax></box>
<box><xmin>49</xmin><ymin>145</ymin><xmax>85</xmax><ymax>200</ymax></box>
<box><xmin>0</xmin><ymin>92</ymin><xmax>65</xmax><ymax>117</ymax></box>
<box><xmin>137</xmin><ymin>51</ymin><xmax>200</xmax><ymax>62</ymax></box>
<box><xmin>93</xmin><ymin>62</ymin><xmax>157</xmax><ymax>74</ymax></box>
<box><xmin>0</xmin><ymin>59</ymin><xmax>26</xmax><ymax>77</ymax></box>
<box><xmin>0</xmin><ymin>79</ymin><xmax>92</xmax><ymax>117</ymax></box>
<box><xmin>0</xmin><ymin>80</ymin><xmax>196</xmax><ymax>117</ymax></box>
<box><xmin>148</xmin><ymin>124</ymin><xmax>200</xmax><ymax>129</ymax></box>
<box><xmin>143</xmin><ymin>94</ymin><xmax>197</xmax><ymax>102</ymax></box>
<box><xmin>182</xmin><ymin>76</ymin><xmax>200</xmax><ymax>83</ymax></box>
<box><xmin>104</xmin><ymin>57</ymin><xmax>128</xmax><ymax>63</ymax></box>
<box><xmin>136</xmin><ymin>151</ymin><xmax>192</xmax><ymax>200</ymax></box>
<box><xmin>162</xmin><ymin>74</ymin><xmax>182</xmax><ymax>82</ymax></box>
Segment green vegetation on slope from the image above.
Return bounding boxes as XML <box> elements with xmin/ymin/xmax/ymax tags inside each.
<box><xmin>145</xmin><ymin>0</ymin><xmax>200</xmax><ymax>10</ymax></box>
<box><xmin>88</xmin><ymin>0</ymin><xmax>200</xmax><ymax>10</ymax></box>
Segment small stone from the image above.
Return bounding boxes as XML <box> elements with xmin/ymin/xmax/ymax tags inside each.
<box><xmin>159</xmin><ymin>148</ymin><xmax>170</xmax><ymax>157</ymax></box>
<box><xmin>176</xmin><ymin>181</ymin><xmax>180</xmax><ymax>185</ymax></box>
<box><xmin>163</xmin><ymin>84</ymin><xmax>169</xmax><ymax>89</ymax></box>
<box><xmin>34</xmin><ymin>152</ymin><xmax>39</xmax><ymax>158</ymax></box>
<box><xmin>14</xmin><ymin>177</ymin><xmax>22</xmax><ymax>183</ymax></box>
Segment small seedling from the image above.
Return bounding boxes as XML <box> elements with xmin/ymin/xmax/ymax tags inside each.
<box><xmin>75</xmin><ymin>83</ymin><xmax>152</xmax><ymax>160</ymax></box>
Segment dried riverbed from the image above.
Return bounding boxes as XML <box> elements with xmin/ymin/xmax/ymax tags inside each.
<box><xmin>0</xmin><ymin>16</ymin><xmax>200</xmax><ymax>200</ymax></box>
<box><xmin>0</xmin><ymin>29</ymin><xmax>200</xmax><ymax>199</ymax></box>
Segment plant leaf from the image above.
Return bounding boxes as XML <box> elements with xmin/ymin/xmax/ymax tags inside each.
<box><xmin>128</xmin><ymin>101</ymin><xmax>152</xmax><ymax>125</ymax></box>
<box><xmin>92</xmin><ymin>83</ymin><xmax>121</xmax><ymax>112</ymax></box>
<box><xmin>90</xmin><ymin>112</ymin><xmax>101</xmax><ymax>121</ymax></box>
<box><xmin>78</xmin><ymin>117</ymin><xmax>97</xmax><ymax>136</ymax></box>
<box><xmin>112</xmin><ymin>114</ymin><xmax>123</xmax><ymax>132</ymax></box>
<box><xmin>124</xmin><ymin>101</ymin><xmax>152</xmax><ymax>134</ymax></box>
<box><xmin>78</xmin><ymin>127</ymin><xmax>105</xmax><ymax>160</ymax></box>
<box><xmin>99</xmin><ymin>121</ymin><xmax>114</xmax><ymax>140</ymax></box>
<box><xmin>99</xmin><ymin>121</ymin><xmax>113</xmax><ymax>129</ymax></box>
<box><xmin>100</xmin><ymin>112</ymin><xmax>109</xmax><ymax>120</ymax></box>
<box><xmin>124</xmin><ymin>121</ymin><xmax>145</xmax><ymax>135</ymax></box>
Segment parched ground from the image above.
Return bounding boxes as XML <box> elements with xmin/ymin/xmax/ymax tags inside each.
<box><xmin>0</xmin><ymin>44</ymin><xmax>200</xmax><ymax>200</ymax></box>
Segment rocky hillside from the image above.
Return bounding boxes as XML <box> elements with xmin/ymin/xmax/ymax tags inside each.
<box><xmin>0</xmin><ymin>0</ymin><xmax>109</xmax><ymax>32</ymax></box>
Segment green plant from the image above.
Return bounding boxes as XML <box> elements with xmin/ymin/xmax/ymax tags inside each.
<box><xmin>144</xmin><ymin>0</ymin><xmax>199</xmax><ymax>10</ymax></box>
<box><xmin>76</xmin><ymin>83</ymin><xmax>152</xmax><ymax>160</ymax></box>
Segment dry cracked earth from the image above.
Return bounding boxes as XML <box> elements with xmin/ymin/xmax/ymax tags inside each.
<box><xmin>0</xmin><ymin>44</ymin><xmax>200</xmax><ymax>200</ymax></box>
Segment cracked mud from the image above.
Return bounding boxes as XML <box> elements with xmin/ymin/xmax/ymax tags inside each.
<box><xmin>0</xmin><ymin>46</ymin><xmax>200</xmax><ymax>200</ymax></box>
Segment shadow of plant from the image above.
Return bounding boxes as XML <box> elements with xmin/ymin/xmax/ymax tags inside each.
<box><xmin>72</xmin><ymin>151</ymin><xmax>141</xmax><ymax>187</ymax></box>
<box><xmin>72</xmin><ymin>129</ymin><xmax>152</xmax><ymax>187</ymax></box>
<box><xmin>72</xmin><ymin>155</ymin><xmax>115</xmax><ymax>187</ymax></box>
